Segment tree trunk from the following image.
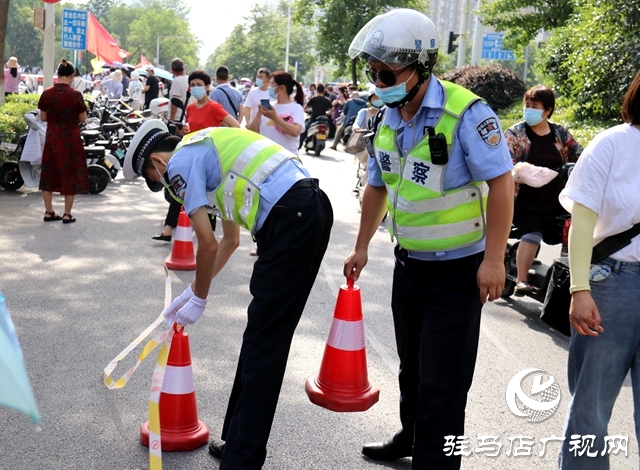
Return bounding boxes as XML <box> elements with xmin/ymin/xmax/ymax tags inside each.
<box><xmin>351</xmin><ymin>57</ymin><xmax>358</xmax><ymax>88</ymax></box>
<box><xmin>0</xmin><ymin>0</ymin><xmax>9</xmax><ymax>106</ymax></box>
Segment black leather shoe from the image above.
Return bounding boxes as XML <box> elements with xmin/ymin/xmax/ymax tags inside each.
<box><xmin>362</xmin><ymin>440</ymin><xmax>412</xmax><ymax>461</ymax></box>
<box><xmin>151</xmin><ymin>234</ymin><xmax>172</xmax><ymax>242</ymax></box>
<box><xmin>208</xmin><ymin>439</ymin><xmax>225</xmax><ymax>459</ymax></box>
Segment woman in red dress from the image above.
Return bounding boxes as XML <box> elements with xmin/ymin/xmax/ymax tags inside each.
<box><xmin>38</xmin><ymin>59</ymin><xmax>88</xmax><ymax>224</ymax></box>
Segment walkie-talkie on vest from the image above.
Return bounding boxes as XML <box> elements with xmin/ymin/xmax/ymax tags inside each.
<box><xmin>427</xmin><ymin>126</ymin><xmax>448</xmax><ymax>165</ymax></box>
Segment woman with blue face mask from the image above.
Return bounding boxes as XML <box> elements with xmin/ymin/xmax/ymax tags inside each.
<box><xmin>152</xmin><ymin>70</ymin><xmax>240</xmax><ymax>242</ymax></box>
<box><xmin>247</xmin><ymin>70</ymin><xmax>306</xmax><ymax>156</ymax></box>
<box><xmin>504</xmin><ymin>85</ymin><xmax>583</xmax><ymax>295</ymax></box>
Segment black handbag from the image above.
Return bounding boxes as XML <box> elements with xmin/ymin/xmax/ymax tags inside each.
<box><xmin>540</xmin><ymin>222</ymin><xmax>640</xmax><ymax>336</ymax></box>
<box><xmin>541</xmin><ymin>257</ymin><xmax>572</xmax><ymax>336</ymax></box>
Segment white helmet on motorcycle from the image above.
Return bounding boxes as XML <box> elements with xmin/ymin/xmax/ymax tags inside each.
<box><xmin>349</xmin><ymin>9</ymin><xmax>439</xmax><ymax>71</ymax></box>
<box><xmin>149</xmin><ymin>97</ymin><xmax>170</xmax><ymax>117</ymax></box>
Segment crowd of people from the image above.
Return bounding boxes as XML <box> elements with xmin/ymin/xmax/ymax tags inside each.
<box><xmin>5</xmin><ymin>7</ymin><xmax>640</xmax><ymax>469</ymax></box>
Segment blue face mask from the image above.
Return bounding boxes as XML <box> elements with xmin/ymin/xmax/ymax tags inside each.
<box><xmin>190</xmin><ymin>86</ymin><xmax>206</xmax><ymax>100</ymax></box>
<box><xmin>375</xmin><ymin>69</ymin><xmax>416</xmax><ymax>105</ymax></box>
<box><xmin>256</xmin><ymin>78</ymin><xmax>264</xmax><ymax>87</ymax></box>
<box><xmin>371</xmin><ymin>99</ymin><xmax>384</xmax><ymax>109</ymax></box>
<box><xmin>268</xmin><ymin>86</ymin><xmax>277</xmax><ymax>99</ymax></box>
<box><xmin>524</xmin><ymin>107</ymin><xmax>545</xmax><ymax>126</ymax></box>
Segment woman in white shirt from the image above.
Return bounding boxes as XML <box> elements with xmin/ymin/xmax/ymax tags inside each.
<box><xmin>248</xmin><ymin>70</ymin><xmax>305</xmax><ymax>156</ymax></box>
<box><xmin>558</xmin><ymin>68</ymin><xmax>640</xmax><ymax>469</ymax></box>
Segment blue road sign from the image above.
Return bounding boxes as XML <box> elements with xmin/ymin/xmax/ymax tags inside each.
<box><xmin>62</xmin><ymin>9</ymin><xmax>88</xmax><ymax>51</ymax></box>
<box><xmin>481</xmin><ymin>33</ymin><xmax>515</xmax><ymax>61</ymax></box>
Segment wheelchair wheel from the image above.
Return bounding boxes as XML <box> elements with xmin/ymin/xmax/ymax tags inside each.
<box><xmin>87</xmin><ymin>164</ymin><xmax>110</xmax><ymax>194</ymax></box>
<box><xmin>0</xmin><ymin>161</ymin><xmax>25</xmax><ymax>190</ymax></box>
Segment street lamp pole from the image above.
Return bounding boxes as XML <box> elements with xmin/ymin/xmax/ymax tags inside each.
<box><xmin>155</xmin><ymin>35</ymin><xmax>190</xmax><ymax>68</ymax></box>
<box><xmin>285</xmin><ymin>5</ymin><xmax>291</xmax><ymax>72</ymax></box>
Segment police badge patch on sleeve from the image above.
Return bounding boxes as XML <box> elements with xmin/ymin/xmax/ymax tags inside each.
<box><xmin>169</xmin><ymin>174</ymin><xmax>187</xmax><ymax>200</ymax></box>
<box><xmin>476</xmin><ymin>117</ymin><xmax>502</xmax><ymax>147</ymax></box>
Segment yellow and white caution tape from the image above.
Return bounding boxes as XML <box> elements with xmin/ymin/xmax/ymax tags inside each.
<box><xmin>148</xmin><ymin>324</ymin><xmax>175</xmax><ymax>470</ymax></box>
<box><xmin>101</xmin><ymin>267</ymin><xmax>176</xmax><ymax>470</ymax></box>
<box><xmin>102</xmin><ymin>270</ymin><xmax>172</xmax><ymax>389</ymax></box>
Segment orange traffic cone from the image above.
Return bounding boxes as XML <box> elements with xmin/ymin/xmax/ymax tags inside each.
<box><xmin>140</xmin><ymin>324</ymin><xmax>209</xmax><ymax>451</ymax></box>
<box><xmin>165</xmin><ymin>207</ymin><xmax>196</xmax><ymax>271</ymax></box>
<box><xmin>306</xmin><ymin>276</ymin><xmax>379</xmax><ymax>412</ymax></box>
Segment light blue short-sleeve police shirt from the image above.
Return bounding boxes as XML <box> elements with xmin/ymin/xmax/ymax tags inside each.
<box><xmin>368</xmin><ymin>77</ymin><xmax>513</xmax><ymax>260</ymax></box>
<box><xmin>166</xmin><ymin>138</ymin><xmax>309</xmax><ymax>232</ymax></box>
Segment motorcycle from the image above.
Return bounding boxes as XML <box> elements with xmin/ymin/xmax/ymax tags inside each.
<box><xmin>0</xmin><ymin>132</ymin><xmax>27</xmax><ymax>191</ymax></box>
<box><xmin>501</xmin><ymin>163</ymin><xmax>575</xmax><ymax>301</ymax></box>
<box><xmin>303</xmin><ymin>114</ymin><xmax>330</xmax><ymax>156</ymax></box>
<box><xmin>0</xmin><ymin>110</ymin><xmax>115</xmax><ymax>194</ymax></box>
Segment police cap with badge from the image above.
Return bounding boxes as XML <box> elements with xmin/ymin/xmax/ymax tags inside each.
<box><xmin>123</xmin><ymin>119</ymin><xmax>170</xmax><ymax>192</ymax></box>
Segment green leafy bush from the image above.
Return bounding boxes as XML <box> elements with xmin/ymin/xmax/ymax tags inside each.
<box><xmin>0</xmin><ymin>95</ymin><xmax>40</xmax><ymax>164</ymax></box>
<box><xmin>439</xmin><ymin>64</ymin><xmax>526</xmax><ymax>112</ymax></box>
<box><xmin>0</xmin><ymin>94</ymin><xmax>39</xmax><ymax>135</ymax></box>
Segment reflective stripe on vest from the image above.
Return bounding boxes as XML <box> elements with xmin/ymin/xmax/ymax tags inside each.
<box><xmin>374</xmin><ymin>81</ymin><xmax>488</xmax><ymax>252</ymax></box>
<box><xmin>175</xmin><ymin>127</ymin><xmax>296</xmax><ymax>233</ymax></box>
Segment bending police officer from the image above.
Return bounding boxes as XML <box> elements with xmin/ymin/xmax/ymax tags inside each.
<box><xmin>124</xmin><ymin>123</ymin><xmax>333</xmax><ymax>469</ymax></box>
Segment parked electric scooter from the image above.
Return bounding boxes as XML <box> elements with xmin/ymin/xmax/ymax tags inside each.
<box><xmin>502</xmin><ymin>163</ymin><xmax>575</xmax><ymax>300</ymax></box>
<box><xmin>303</xmin><ymin>115</ymin><xmax>330</xmax><ymax>156</ymax></box>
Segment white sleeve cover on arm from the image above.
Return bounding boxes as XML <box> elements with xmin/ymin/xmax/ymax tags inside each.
<box><xmin>568</xmin><ymin>202</ymin><xmax>598</xmax><ymax>293</ymax></box>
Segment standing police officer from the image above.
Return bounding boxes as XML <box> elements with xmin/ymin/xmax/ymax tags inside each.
<box><xmin>343</xmin><ymin>9</ymin><xmax>514</xmax><ymax>469</ymax></box>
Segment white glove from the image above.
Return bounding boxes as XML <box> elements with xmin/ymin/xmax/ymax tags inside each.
<box><xmin>175</xmin><ymin>295</ymin><xmax>207</xmax><ymax>326</ymax></box>
<box><xmin>163</xmin><ymin>285</ymin><xmax>194</xmax><ymax>326</ymax></box>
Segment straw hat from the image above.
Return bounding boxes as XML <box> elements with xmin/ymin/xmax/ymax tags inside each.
<box><xmin>110</xmin><ymin>69</ymin><xmax>123</xmax><ymax>82</ymax></box>
<box><xmin>6</xmin><ymin>57</ymin><xmax>19</xmax><ymax>69</ymax></box>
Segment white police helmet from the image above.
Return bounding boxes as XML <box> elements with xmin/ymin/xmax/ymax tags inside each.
<box><xmin>348</xmin><ymin>9</ymin><xmax>439</xmax><ymax>70</ymax></box>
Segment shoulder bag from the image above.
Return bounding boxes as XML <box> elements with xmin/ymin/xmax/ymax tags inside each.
<box><xmin>541</xmin><ymin>222</ymin><xmax>640</xmax><ymax>336</ymax></box>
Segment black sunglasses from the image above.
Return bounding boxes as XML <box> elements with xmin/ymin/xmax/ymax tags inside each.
<box><xmin>365</xmin><ymin>65</ymin><xmax>413</xmax><ymax>86</ymax></box>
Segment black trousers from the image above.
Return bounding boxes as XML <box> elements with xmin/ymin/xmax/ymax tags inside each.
<box><xmin>391</xmin><ymin>247</ymin><xmax>484</xmax><ymax>469</ymax></box>
<box><xmin>163</xmin><ymin>189</ymin><xmax>181</xmax><ymax>228</ymax></box>
<box><xmin>219</xmin><ymin>180</ymin><xmax>333</xmax><ymax>470</ymax></box>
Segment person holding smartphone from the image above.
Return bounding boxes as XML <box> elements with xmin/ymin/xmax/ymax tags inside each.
<box><xmin>247</xmin><ymin>70</ymin><xmax>305</xmax><ymax>155</ymax></box>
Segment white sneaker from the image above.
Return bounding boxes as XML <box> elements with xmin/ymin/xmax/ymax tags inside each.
<box><xmin>514</xmin><ymin>281</ymin><xmax>533</xmax><ymax>296</ymax></box>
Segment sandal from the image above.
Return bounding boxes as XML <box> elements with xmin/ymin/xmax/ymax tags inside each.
<box><xmin>62</xmin><ymin>213</ymin><xmax>76</xmax><ymax>224</ymax></box>
<box><xmin>44</xmin><ymin>211</ymin><xmax>63</xmax><ymax>222</ymax></box>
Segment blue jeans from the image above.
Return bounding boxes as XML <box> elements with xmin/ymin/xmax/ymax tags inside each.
<box><xmin>559</xmin><ymin>258</ymin><xmax>640</xmax><ymax>469</ymax></box>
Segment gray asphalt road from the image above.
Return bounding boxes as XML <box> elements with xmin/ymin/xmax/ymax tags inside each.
<box><xmin>1</xmin><ymin>147</ymin><xmax>638</xmax><ymax>470</ymax></box>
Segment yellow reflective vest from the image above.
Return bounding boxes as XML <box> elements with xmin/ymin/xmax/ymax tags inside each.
<box><xmin>174</xmin><ymin>127</ymin><xmax>297</xmax><ymax>233</ymax></box>
<box><xmin>373</xmin><ymin>81</ymin><xmax>489</xmax><ymax>252</ymax></box>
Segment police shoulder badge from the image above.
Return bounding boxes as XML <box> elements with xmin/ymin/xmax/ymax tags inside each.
<box><xmin>169</xmin><ymin>174</ymin><xmax>187</xmax><ymax>200</ymax></box>
<box><xmin>476</xmin><ymin>117</ymin><xmax>502</xmax><ymax>147</ymax></box>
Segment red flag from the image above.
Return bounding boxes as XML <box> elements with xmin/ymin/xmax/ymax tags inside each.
<box><xmin>136</xmin><ymin>54</ymin><xmax>153</xmax><ymax>68</ymax></box>
<box><xmin>86</xmin><ymin>12</ymin><xmax>129</xmax><ymax>64</ymax></box>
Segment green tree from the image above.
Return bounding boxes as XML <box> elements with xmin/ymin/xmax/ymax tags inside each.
<box><xmin>208</xmin><ymin>3</ymin><xmax>316</xmax><ymax>81</ymax></box>
<box><xmin>105</xmin><ymin>4</ymin><xmax>145</xmax><ymax>52</ymax></box>
<box><xmin>134</xmin><ymin>0</ymin><xmax>190</xmax><ymax>22</ymax></box>
<box><xmin>86</xmin><ymin>0</ymin><xmax>120</xmax><ymax>21</ymax></box>
<box><xmin>540</xmin><ymin>0</ymin><xmax>640</xmax><ymax>120</ymax></box>
<box><xmin>5</xmin><ymin>0</ymin><xmax>43</xmax><ymax>68</ymax></box>
<box><xmin>128</xmin><ymin>7</ymin><xmax>198</xmax><ymax>69</ymax></box>
<box><xmin>293</xmin><ymin>0</ymin><xmax>428</xmax><ymax>85</ymax></box>
<box><xmin>477</xmin><ymin>0</ymin><xmax>574</xmax><ymax>51</ymax></box>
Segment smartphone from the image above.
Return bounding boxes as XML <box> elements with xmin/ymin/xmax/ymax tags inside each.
<box><xmin>260</xmin><ymin>99</ymin><xmax>272</xmax><ymax>110</ymax></box>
